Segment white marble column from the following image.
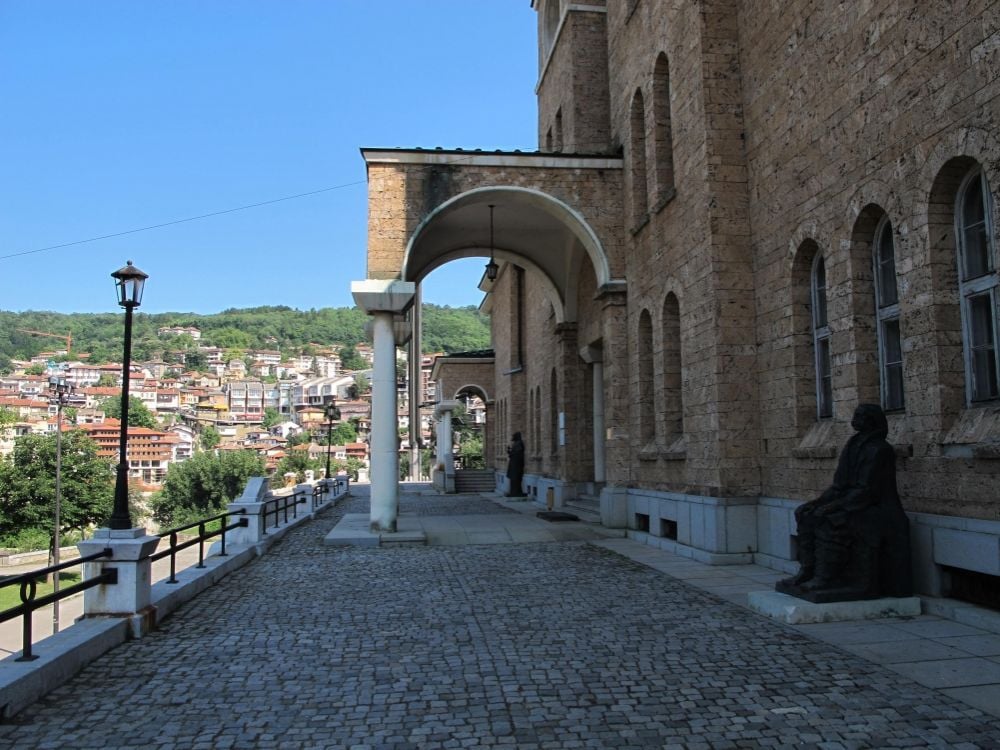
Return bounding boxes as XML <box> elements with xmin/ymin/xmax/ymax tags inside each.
<box><xmin>434</xmin><ymin>399</ymin><xmax>458</xmax><ymax>493</ymax></box>
<box><xmin>370</xmin><ymin>311</ymin><xmax>397</xmax><ymax>529</ymax></box>
<box><xmin>352</xmin><ymin>280</ymin><xmax>415</xmax><ymax>533</ymax></box>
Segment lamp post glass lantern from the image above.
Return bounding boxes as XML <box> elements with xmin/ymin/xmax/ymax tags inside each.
<box><xmin>109</xmin><ymin>261</ymin><xmax>148</xmax><ymax>531</ymax></box>
<box><xmin>48</xmin><ymin>374</ymin><xmax>73</xmax><ymax>632</ymax></box>
<box><xmin>485</xmin><ymin>204</ymin><xmax>499</xmax><ymax>281</ymax></box>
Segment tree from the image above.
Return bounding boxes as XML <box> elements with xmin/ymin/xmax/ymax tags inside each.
<box><xmin>339</xmin><ymin>345</ymin><xmax>367</xmax><ymax>372</ymax></box>
<box><xmin>26</xmin><ymin>363</ymin><xmax>45</xmax><ymax>376</ymax></box>
<box><xmin>0</xmin><ymin>407</ymin><xmax>15</xmax><ymax>429</ymax></box>
<box><xmin>150</xmin><ymin>450</ymin><xmax>265</xmax><ymax>527</ymax></box>
<box><xmin>184</xmin><ymin>349</ymin><xmax>207</xmax><ymax>371</ymax></box>
<box><xmin>0</xmin><ymin>431</ymin><xmax>114</xmax><ymax>539</ymax></box>
<box><xmin>96</xmin><ymin>373</ymin><xmax>118</xmax><ymax>387</ymax></box>
<box><xmin>262</xmin><ymin>407</ymin><xmax>281</xmax><ymax>429</ymax></box>
<box><xmin>286</xmin><ymin>430</ymin><xmax>312</xmax><ymax>447</ymax></box>
<box><xmin>274</xmin><ymin>449</ymin><xmax>324</xmax><ymax>483</ymax></box>
<box><xmin>201</xmin><ymin>425</ymin><xmax>221</xmax><ymax>450</ymax></box>
<box><xmin>328</xmin><ymin>421</ymin><xmax>357</xmax><ymax>445</ymax></box>
<box><xmin>350</xmin><ymin>373</ymin><xmax>370</xmax><ymax>397</ymax></box>
<box><xmin>100</xmin><ymin>395</ymin><xmax>158</xmax><ymax>428</ymax></box>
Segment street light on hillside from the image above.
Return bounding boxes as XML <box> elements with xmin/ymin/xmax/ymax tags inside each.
<box><xmin>48</xmin><ymin>373</ymin><xmax>74</xmax><ymax>632</ymax></box>
<box><xmin>109</xmin><ymin>261</ymin><xmax>147</xmax><ymax>530</ymax></box>
<box><xmin>324</xmin><ymin>397</ymin><xmax>340</xmax><ymax>479</ymax></box>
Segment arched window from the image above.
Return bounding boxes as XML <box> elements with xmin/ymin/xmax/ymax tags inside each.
<box><xmin>549</xmin><ymin>369</ymin><xmax>559</xmax><ymax>456</ymax></box>
<box><xmin>661</xmin><ymin>294</ymin><xmax>683</xmax><ymax>440</ymax></box>
<box><xmin>873</xmin><ymin>217</ymin><xmax>904</xmax><ymax>411</ymax></box>
<box><xmin>812</xmin><ymin>254</ymin><xmax>833</xmax><ymax>418</ymax></box>
<box><xmin>535</xmin><ymin>386</ymin><xmax>542</xmax><ymax>457</ymax></box>
<box><xmin>638</xmin><ymin>309</ymin><xmax>655</xmax><ymax>445</ymax></box>
<box><xmin>956</xmin><ymin>168</ymin><xmax>1000</xmax><ymax>402</ymax></box>
<box><xmin>652</xmin><ymin>53</ymin><xmax>675</xmax><ymax>206</ymax></box>
<box><xmin>629</xmin><ymin>89</ymin><xmax>649</xmax><ymax>228</ymax></box>
<box><xmin>543</xmin><ymin>0</ymin><xmax>561</xmax><ymax>53</ymax></box>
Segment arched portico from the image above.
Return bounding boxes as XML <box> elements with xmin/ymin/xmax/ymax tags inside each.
<box><xmin>356</xmin><ymin>148</ymin><xmax>626</xmax><ymax>528</ymax></box>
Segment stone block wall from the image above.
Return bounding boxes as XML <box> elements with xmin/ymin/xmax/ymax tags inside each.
<box><xmin>740</xmin><ymin>0</ymin><xmax>1000</xmax><ymax>519</ymax></box>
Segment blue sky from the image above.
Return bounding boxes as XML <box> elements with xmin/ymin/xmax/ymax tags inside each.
<box><xmin>0</xmin><ymin>1</ymin><xmax>538</xmax><ymax>314</ymax></box>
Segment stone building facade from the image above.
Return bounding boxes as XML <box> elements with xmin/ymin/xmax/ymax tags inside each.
<box><xmin>358</xmin><ymin>1</ymin><xmax>1000</xmax><ymax>603</ymax></box>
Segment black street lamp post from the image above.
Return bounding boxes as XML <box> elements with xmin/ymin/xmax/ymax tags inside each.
<box><xmin>109</xmin><ymin>261</ymin><xmax>148</xmax><ymax>530</ymax></box>
<box><xmin>48</xmin><ymin>373</ymin><xmax>73</xmax><ymax>632</ymax></box>
<box><xmin>324</xmin><ymin>397</ymin><xmax>339</xmax><ymax>479</ymax></box>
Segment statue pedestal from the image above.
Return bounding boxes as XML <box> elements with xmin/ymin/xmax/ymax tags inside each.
<box><xmin>748</xmin><ymin>590</ymin><xmax>921</xmax><ymax>625</ymax></box>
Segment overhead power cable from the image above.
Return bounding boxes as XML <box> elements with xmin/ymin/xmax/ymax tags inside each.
<box><xmin>0</xmin><ymin>180</ymin><xmax>365</xmax><ymax>262</ymax></box>
<box><xmin>1</xmin><ymin>139</ymin><xmax>619</xmax><ymax>263</ymax></box>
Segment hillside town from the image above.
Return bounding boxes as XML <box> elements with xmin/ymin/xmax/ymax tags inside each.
<box><xmin>0</xmin><ymin>325</ymin><xmax>480</xmax><ymax>493</ymax></box>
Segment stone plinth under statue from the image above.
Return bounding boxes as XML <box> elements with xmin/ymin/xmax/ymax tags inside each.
<box><xmin>776</xmin><ymin>404</ymin><xmax>913</xmax><ymax>604</ymax></box>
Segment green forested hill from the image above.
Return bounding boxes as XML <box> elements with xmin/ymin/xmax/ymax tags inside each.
<box><xmin>0</xmin><ymin>304</ymin><xmax>491</xmax><ymax>366</ymax></box>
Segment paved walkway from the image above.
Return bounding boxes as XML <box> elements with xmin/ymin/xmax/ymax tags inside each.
<box><xmin>1</xmin><ymin>485</ymin><xmax>999</xmax><ymax>749</ymax></box>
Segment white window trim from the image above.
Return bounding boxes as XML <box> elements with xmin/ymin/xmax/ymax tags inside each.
<box><xmin>872</xmin><ymin>216</ymin><xmax>905</xmax><ymax>412</ymax></box>
<box><xmin>812</xmin><ymin>254</ymin><xmax>833</xmax><ymax>419</ymax></box>
<box><xmin>955</xmin><ymin>168</ymin><xmax>1000</xmax><ymax>404</ymax></box>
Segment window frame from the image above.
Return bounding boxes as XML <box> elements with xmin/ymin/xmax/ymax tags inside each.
<box><xmin>811</xmin><ymin>254</ymin><xmax>833</xmax><ymax>419</ymax></box>
<box><xmin>872</xmin><ymin>216</ymin><xmax>905</xmax><ymax>412</ymax></box>
<box><xmin>955</xmin><ymin>167</ymin><xmax>1000</xmax><ymax>404</ymax></box>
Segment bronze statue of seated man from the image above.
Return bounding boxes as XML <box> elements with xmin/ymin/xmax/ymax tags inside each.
<box><xmin>776</xmin><ymin>403</ymin><xmax>912</xmax><ymax>603</ymax></box>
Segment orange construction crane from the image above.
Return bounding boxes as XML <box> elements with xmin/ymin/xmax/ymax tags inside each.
<box><xmin>15</xmin><ymin>329</ymin><xmax>72</xmax><ymax>355</ymax></box>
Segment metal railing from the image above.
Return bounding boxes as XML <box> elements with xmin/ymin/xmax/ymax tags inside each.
<box><xmin>151</xmin><ymin>510</ymin><xmax>248</xmax><ymax>584</ymax></box>
<box><xmin>0</xmin><ymin>548</ymin><xmax>115</xmax><ymax>662</ymax></box>
<box><xmin>262</xmin><ymin>492</ymin><xmax>307</xmax><ymax>534</ymax></box>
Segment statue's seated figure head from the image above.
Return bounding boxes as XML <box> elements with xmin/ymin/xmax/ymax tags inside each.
<box><xmin>851</xmin><ymin>403</ymin><xmax>888</xmax><ymax>438</ymax></box>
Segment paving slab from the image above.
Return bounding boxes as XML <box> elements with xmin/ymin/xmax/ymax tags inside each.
<box><xmin>938</xmin><ymin>634</ymin><xmax>1000</xmax><ymax>656</ymax></box>
<box><xmin>886</xmin><ymin>656</ymin><xmax>1000</xmax><ymax>689</ymax></box>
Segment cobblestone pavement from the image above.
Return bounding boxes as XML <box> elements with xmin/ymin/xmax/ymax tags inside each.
<box><xmin>1</xmin><ymin>488</ymin><xmax>999</xmax><ymax>749</ymax></box>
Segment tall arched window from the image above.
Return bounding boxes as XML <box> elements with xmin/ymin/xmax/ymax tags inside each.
<box><xmin>549</xmin><ymin>369</ymin><xmax>559</xmax><ymax>455</ymax></box>
<box><xmin>629</xmin><ymin>89</ymin><xmax>649</xmax><ymax>228</ymax></box>
<box><xmin>638</xmin><ymin>309</ymin><xmax>655</xmax><ymax>445</ymax></box>
<box><xmin>956</xmin><ymin>167</ymin><xmax>1000</xmax><ymax>402</ymax></box>
<box><xmin>812</xmin><ymin>255</ymin><xmax>833</xmax><ymax>418</ymax></box>
<box><xmin>661</xmin><ymin>294</ymin><xmax>683</xmax><ymax>441</ymax></box>
<box><xmin>534</xmin><ymin>386</ymin><xmax>541</xmax><ymax>456</ymax></box>
<box><xmin>652</xmin><ymin>53</ymin><xmax>675</xmax><ymax>206</ymax></box>
<box><xmin>542</xmin><ymin>0</ymin><xmax>561</xmax><ymax>54</ymax></box>
<box><xmin>873</xmin><ymin>217</ymin><xmax>904</xmax><ymax>411</ymax></box>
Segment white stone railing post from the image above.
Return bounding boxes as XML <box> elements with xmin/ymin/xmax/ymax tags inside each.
<box><xmin>225</xmin><ymin>476</ymin><xmax>271</xmax><ymax>547</ymax></box>
<box><xmin>77</xmin><ymin>528</ymin><xmax>161</xmax><ymax>636</ymax></box>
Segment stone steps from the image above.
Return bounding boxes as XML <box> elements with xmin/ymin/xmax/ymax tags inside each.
<box><xmin>454</xmin><ymin>470</ymin><xmax>496</xmax><ymax>493</ymax></box>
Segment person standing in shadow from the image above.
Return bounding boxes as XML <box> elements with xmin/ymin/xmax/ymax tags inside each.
<box><xmin>506</xmin><ymin>432</ymin><xmax>526</xmax><ymax>497</ymax></box>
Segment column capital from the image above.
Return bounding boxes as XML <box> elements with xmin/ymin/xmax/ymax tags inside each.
<box><xmin>579</xmin><ymin>342</ymin><xmax>604</xmax><ymax>364</ymax></box>
<box><xmin>434</xmin><ymin>399</ymin><xmax>460</xmax><ymax>418</ymax></box>
<box><xmin>351</xmin><ymin>279</ymin><xmax>416</xmax><ymax>315</ymax></box>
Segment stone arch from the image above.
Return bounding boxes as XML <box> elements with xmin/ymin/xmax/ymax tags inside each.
<box><xmin>452</xmin><ymin>383</ymin><xmax>490</xmax><ymax>403</ymax></box>
<box><xmin>401</xmin><ymin>186</ymin><xmax>615</xmax><ymax>323</ymax></box>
